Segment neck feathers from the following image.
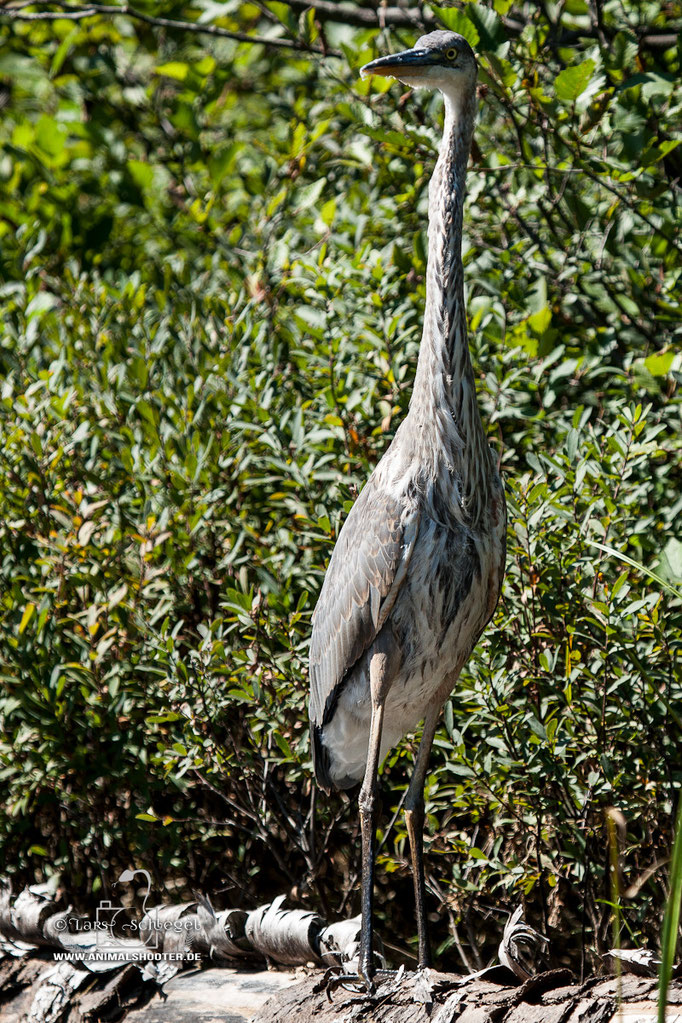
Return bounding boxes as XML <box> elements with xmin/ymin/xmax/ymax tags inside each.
<box><xmin>408</xmin><ymin>86</ymin><xmax>491</xmax><ymax>522</ymax></box>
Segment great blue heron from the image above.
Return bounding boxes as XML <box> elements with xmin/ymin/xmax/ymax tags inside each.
<box><xmin>309</xmin><ymin>31</ymin><xmax>506</xmax><ymax>987</ymax></box>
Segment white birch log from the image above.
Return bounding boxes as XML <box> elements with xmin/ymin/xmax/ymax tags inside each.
<box><xmin>245</xmin><ymin>894</ymin><xmax>326</xmax><ymax>965</ymax></box>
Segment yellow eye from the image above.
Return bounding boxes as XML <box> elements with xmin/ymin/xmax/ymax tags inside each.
<box><xmin>446</xmin><ymin>48</ymin><xmax>458</xmax><ymax>60</ymax></box>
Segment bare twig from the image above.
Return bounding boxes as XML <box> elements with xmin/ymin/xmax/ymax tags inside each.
<box><xmin>0</xmin><ymin>0</ymin><xmax>343</xmax><ymax>56</ymax></box>
<box><xmin>0</xmin><ymin>0</ymin><xmax>676</xmax><ymax>53</ymax></box>
<box><xmin>274</xmin><ymin>0</ymin><xmax>433</xmax><ymax>29</ymax></box>
<box><xmin>268</xmin><ymin>0</ymin><xmax>678</xmax><ymax>49</ymax></box>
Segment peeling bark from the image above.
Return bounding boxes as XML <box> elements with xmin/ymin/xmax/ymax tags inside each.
<box><xmin>195</xmin><ymin>897</ymin><xmax>255</xmax><ymax>962</ymax></box>
<box><xmin>0</xmin><ymin>884</ymin><xmax>61</xmax><ymax>948</ymax></box>
<box><xmin>23</xmin><ymin>962</ymin><xmax>88</xmax><ymax>1023</ymax></box>
<box><xmin>2</xmin><ymin>880</ymin><xmax>679</xmax><ymax>1023</ymax></box>
<box><xmin>245</xmin><ymin>894</ymin><xmax>326</xmax><ymax>966</ymax></box>
<box><xmin>139</xmin><ymin>902</ymin><xmax>203</xmax><ymax>955</ymax></box>
<box><xmin>0</xmin><ymin>884</ymin><xmax>342</xmax><ymax>971</ymax></box>
<box><xmin>252</xmin><ymin>969</ymin><xmax>675</xmax><ymax>1023</ymax></box>
<box><xmin>317</xmin><ymin>915</ymin><xmax>363</xmax><ymax>968</ymax></box>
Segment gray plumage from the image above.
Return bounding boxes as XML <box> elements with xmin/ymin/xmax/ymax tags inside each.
<box><xmin>308</xmin><ymin>31</ymin><xmax>506</xmax><ymax>985</ymax></box>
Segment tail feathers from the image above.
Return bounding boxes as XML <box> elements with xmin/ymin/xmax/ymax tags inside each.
<box><xmin>310</xmin><ymin>723</ymin><xmax>360</xmax><ymax>793</ymax></box>
<box><xmin>310</xmin><ymin>722</ymin><xmax>332</xmax><ymax>793</ymax></box>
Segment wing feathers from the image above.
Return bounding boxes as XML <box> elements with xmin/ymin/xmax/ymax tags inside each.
<box><xmin>309</xmin><ymin>475</ymin><xmax>419</xmax><ymax>728</ymax></box>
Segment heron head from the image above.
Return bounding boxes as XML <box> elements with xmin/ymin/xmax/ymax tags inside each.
<box><xmin>360</xmin><ymin>31</ymin><xmax>477</xmax><ymax>98</ymax></box>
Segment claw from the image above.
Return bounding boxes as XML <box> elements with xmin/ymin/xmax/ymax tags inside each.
<box><xmin>316</xmin><ymin>964</ymin><xmax>402</xmax><ymax>1000</ymax></box>
<box><xmin>358</xmin><ymin>954</ymin><xmax>376</xmax><ymax>994</ymax></box>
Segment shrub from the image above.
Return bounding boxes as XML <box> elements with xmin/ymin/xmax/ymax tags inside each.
<box><xmin>0</xmin><ymin>0</ymin><xmax>680</xmax><ymax>971</ymax></box>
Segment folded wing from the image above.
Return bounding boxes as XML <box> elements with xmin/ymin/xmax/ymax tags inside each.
<box><xmin>309</xmin><ymin>476</ymin><xmax>420</xmax><ymax>739</ymax></box>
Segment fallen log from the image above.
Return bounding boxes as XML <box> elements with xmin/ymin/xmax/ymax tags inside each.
<box><xmin>251</xmin><ymin>968</ymin><xmax>680</xmax><ymax>1023</ymax></box>
<box><xmin>3</xmin><ymin>879</ymin><xmax>680</xmax><ymax>1023</ymax></box>
<box><xmin>0</xmin><ymin>882</ymin><xmax>356</xmax><ymax>971</ymax></box>
<box><xmin>4</xmin><ymin>958</ymin><xmax>682</xmax><ymax>1023</ymax></box>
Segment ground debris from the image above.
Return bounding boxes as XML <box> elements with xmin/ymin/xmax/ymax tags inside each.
<box><xmin>251</xmin><ymin>967</ymin><xmax>679</xmax><ymax>1023</ymax></box>
<box><xmin>1</xmin><ymin>881</ymin><xmax>679</xmax><ymax>1023</ymax></box>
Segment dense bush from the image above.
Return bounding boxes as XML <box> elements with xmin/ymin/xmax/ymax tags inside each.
<box><xmin>0</xmin><ymin>0</ymin><xmax>680</xmax><ymax>973</ymax></box>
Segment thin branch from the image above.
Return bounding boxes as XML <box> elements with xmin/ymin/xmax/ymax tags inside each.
<box><xmin>0</xmin><ymin>0</ymin><xmax>343</xmax><ymax>56</ymax></box>
<box><xmin>268</xmin><ymin>0</ymin><xmax>433</xmax><ymax>30</ymax></box>
<box><xmin>556</xmin><ymin>22</ymin><xmax>679</xmax><ymax>50</ymax></box>
<box><xmin>2</xmin><ymin>0</ymin><xmax>676</xmax><ymax>51</ymax></box>
<box><xmin>270</xmin><ymin>0</ymin><xmax>678</xmax><ymax>50</ymax></box>
<box><xmin>577</xmin><ymin>157</ymin><xmax>682</xmax><ymax>259</ymax></box>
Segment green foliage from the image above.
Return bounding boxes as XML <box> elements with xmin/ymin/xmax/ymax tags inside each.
<box><xmin>0</xmin><ymin>0</ymin><xmax>681</xmax><ymax>970</ymax></box>
<box><xmin>659</xmin><ymin>800</ymin><xmax>682</xmax><ymax>1022</ymax></box>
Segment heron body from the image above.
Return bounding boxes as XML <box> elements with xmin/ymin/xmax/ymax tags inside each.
<box><xmin>308</xmin><ymin>30</ymin><xmax>506</xmax><ymax>985</ymax></box>
<box><xmin>311</xmin><ymin>441</ymin><xmax>503</xmax><ymax>790</ymax></box>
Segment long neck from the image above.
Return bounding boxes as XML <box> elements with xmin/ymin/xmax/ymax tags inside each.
<box><xmin>408</xmin><ymin>86</ymin><xmax>492</xmax><ymax>521</ymax></box>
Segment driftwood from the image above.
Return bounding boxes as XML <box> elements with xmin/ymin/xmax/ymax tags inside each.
<box><xmin>0</xmin><ymin>880</ymin><xmax>376</xmax><ymax>1022</ymax></box>
<box><xmin>0</xmin><ymin>886</ymin><xmax>61</xmax><ymax>950</ymax></box>
<box><xmin>19</xmin><ymin>961</ymin><xmax>89</xmax><ymax>1023</ymax></box>
<box><xmin>2</xmin><ymin>879</ymin><xmax>680</xmax><ymax>1023</ymax></box>
<box><xmin>4</xmin><ymin>956</ymin><xmax>682</xmax><ymax>1023</ymax></box>
<box><xmin>139</xmin><ymin>902</ymin><xmax>205</xmax><ymax>955</ymax></box>
<box><xmin>251</xmin><ymin>968</ymin><xmax>681</xmax><ymax>1023</ymax></box>
<box><xmin>0</xmin><ymin>954</ymin><xmax>153</xmax><ymax>1023</ymax></box>
<box><xmin>497</xmin><ymin>905</ymin><xmax>549</xmax><ymax>981</ymax></box>
<box><xmin>245</xmin><ymin>894</ymin><xmax>326</xmax><ymax>966</ymax></box>
<box><xmin>0</xmin><ymin>882</ymin><xmax>339</xmax><ymax>970</ymax></box>
<box><xmin>317</xmin><ymin>916</ymin><xmax>367</xmax><ymax>969</ymax></box>
<box><xmin>195</xmin><ymin>898</ymin><xmax>252</xmax><ymax>961</ymax></box>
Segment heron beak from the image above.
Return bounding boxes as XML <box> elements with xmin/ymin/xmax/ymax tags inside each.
<box><xmin>360</xmin><ymin>48</ymin><xmax>432</xmax><ymax>80</ymax></box>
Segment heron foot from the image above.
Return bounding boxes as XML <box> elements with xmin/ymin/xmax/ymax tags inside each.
<box><xmin>318</xmin><ymin>965</ymin><xmax>400</xmax><ymax>1000</ymax></box>
<box><xmin>322</xmin><ymin>970</ymin><xmax>372</xmax><ymax>998</ymax></box>
<box><xmin>358</xmin><ymin>954</ymin><xmax>376</xmax><ymax>994</ymax></box>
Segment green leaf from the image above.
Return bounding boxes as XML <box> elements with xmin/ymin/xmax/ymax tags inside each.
<box><xmin>528</xmin><ymin>715</ymin><xmax>547</xmax><ymax>740</ymax></box>
<box><xmin>296</xmin><ymin>177</ymin><xmax>327</xmax><ymax>211</ymax></box>
<box><xmin>431</xmin><ymin>7</ymin><xmax>480</xmax><ymax>46</ymax></box>
<box><xmin>658</xmin><ymin>539</ymin><xmax>682</xmax><ymax>583</ymax></box>
<box><xmin>659</xmin><ymin>799</ymin><xmax>682</xmax><ymax>1023</ymax></box>
<box><xmin>108</xmin><ymin>583</ymin><xmax>128</xmax><ymax>610</ymax></box>
<box><xmin>19</xmin><ymin>604</ymin><xmax>35</xmax><ymax>634</ymax></box>
<box><xmin>35</xmin><ymin>116</ymin><xmax>67</xmax><ymax>157</ymax></box>
<box><xmin>586</xmin><ymin>541</ymin><xmax>682</xmax><ymax>601</ymax></box>
<box><xmin>528</xmin><ymin>305</ymin><xmax>552</xmax><ymax>334</ymax></box>
<box><xmin>127</xmin><ymin>159</ymin><xmax>154</xmax><ymax>190</ymax></box>
<box><xmin>644</xmin><ymin>350</ymin><xmax>674</xmax><ymax>376</ymax></box>
<box><xmin>155</xmin><ymin>62</ymin><xmax>190</xmax><ymax>81</ymax></box>
<box><xmin>467</xmin><ymin>4</ymin><xmax>506</xmax><ymax>52</ymax></box>
<box><xmin>274</xmin><ymin>732</ymin><xmax>293</xmax><ymax>758</ymax></box>
<box><xmin>555</xmin><ymin>60</ymin><xmax>596</xmax><ymax>102</ymax></box>
<box><xmin>469</xmin><ymin>846</ymin><xmax>488</xmax><ymax>860</ymax></box>
<box><xmin>194</xmin><ymin>56</ymin><xmax>216</xmax><ymax>76</ymax></box>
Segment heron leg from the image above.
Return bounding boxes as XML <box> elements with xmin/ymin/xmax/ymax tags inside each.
<box><xmin>358</xmin><ymin>630</ymin><xmax>400</xmax><ymax>990</ymax></box>
<box><xmin>404</xmin><ymin>704</ymin><xmax>441</xmax><ymax>970</ymax></box>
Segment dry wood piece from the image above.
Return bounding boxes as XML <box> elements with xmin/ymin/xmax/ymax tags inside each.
<box><xmin>498</xmin><ymin>906</ymin><xmax>549</xmax><ymax>981</ymax></box>
<box><xmin>245</xmin><ymin>895</ymin><xmax>326</xmax><ymax>966</ymax></box>
<box><xmin>317</xmin><ymin>915</ymin><xmax>362</xmax><ymax>969</ymax></box>
<box><xmin>4</xmin><ymin>879</ymin><xmax>677</xmax><ymax>1023</ymax></box>
<box><xmin>252</xmin><ymin>969</ymin><xmax>676</xmax><ymax>1023</ymax></box>
<box><xmin>0</xmin><ymin>884</ymin><xmax>60</xmax><ymax>948</ymax></box>
<box><xmin>23</xmin><ymin>962</ymin><xmax>89</xmax><ymax>1023</ymax></box>
<box><xmin>74</xmin><ymin>963</ymin><xmax>151</xmax><ymax>1022</ymax></box>
<box><xmin>604</xmin><ymin>947</ymin><xmax>665</xmax><ymax>977</ymax></box>
<box><xmin>0</xmin><ymin>882</ymin><xmax>367</xmax><ymax>974</ymax></box>
<box><xmin>139</xmin><ymin>902</ymin><xmax>203</xmax><ymax>955</ymax></box>
<box><xmin>2</xmin><ymin>951</ymin><xmax>682</xmax><ymax>1023</ymax></box>
<box><xmin>41</xmin><ymin>910</ymin><xmax>87</xmax><ymax>950</ymax></box>
<box><xmin>195</xmin><ymin>897</ymin><xmax>256</xmax><ymax>963</ymax></box>
<box><xmin>0</xmin><ymin>955</ymin><xmax>50</xmax><ymax>1005</ymax></box>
